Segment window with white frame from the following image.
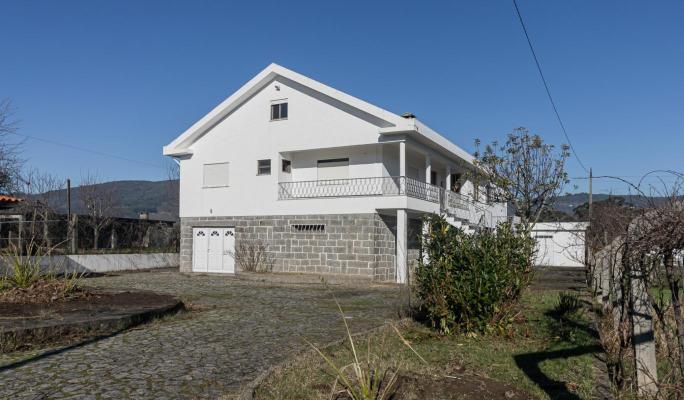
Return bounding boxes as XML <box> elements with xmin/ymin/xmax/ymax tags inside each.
<box><xmin>317</xmin><ymin>158</ymin><xmax>349</xmax><ymax>181</ymax></box>
<box><xmin>203</xmin><ymin>162</ymin><xmax>230</xmax><ymax>187</ymax></box>
<box><xmin>270</xmin><ymin>101</ymin><xmax>288</xmax><ymax>121</ymax></box>
<box><xmin>257</xmin><ymin>159</ymin><xmax>271</xmax><ymax>175</ymax></box>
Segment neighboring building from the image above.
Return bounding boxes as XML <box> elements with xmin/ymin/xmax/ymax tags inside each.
<box><xmin>532</xmin><ymin>222</ymin><xmax>588</xmax><ymax>268</ymax></box>
<box><xmin>163</xmin><ymin>63</ymin><xmax>512</xmax><ymax>283</ymax></box>
<box><xmin>0</xmin><ymin>195</ymin><xmax>22</xmax><ymax>210</ymax></box>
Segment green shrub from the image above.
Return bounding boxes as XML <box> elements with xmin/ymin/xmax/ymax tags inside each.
<box><xmin>414</xmin><ymin>214</ymin><xmax>534</xmax><ymax>334</ymax></box>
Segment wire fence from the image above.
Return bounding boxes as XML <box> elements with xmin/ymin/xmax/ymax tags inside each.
<box><xmin>0</xmin><ymin>217</ymin><xmax>179</xmax><ymax>255</ymax></box>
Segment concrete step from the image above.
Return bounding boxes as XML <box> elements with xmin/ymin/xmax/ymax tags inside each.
<box><xmin>532</xmin><ymin>267</ymin><xmax>587</xmax><ymax>291</ymax></box>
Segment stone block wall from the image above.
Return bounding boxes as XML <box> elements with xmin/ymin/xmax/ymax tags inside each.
<box><xmin>180</xmin><ymin>213</ymin><xmax>400</xmax><ymax>281</ymax></box>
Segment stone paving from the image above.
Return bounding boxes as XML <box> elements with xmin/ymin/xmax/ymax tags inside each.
<box><xmin>0</xmin><ymin>270</ymin><xmax>402</xmax><ymax>399</ymax></box>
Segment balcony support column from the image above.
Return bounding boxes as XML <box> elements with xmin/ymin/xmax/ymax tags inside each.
<box><xmin>399</xmin><ymin>141</ymin><xmax>406</xmax><ymax>176</ymax></box>
<box><xmin>425</xmin><ymin>155</ymin><xmax>432</xmax><ymax>184</ymax></box>
<box><xmin>399</xmin><ymin>141</ymin><xmax>406</xmax><ymax>194</ymax></box>
<box><xmin>396</xmin><ymin>209</ymin><xmax>408</xmax><ymax>284</ymax></box>
<box><xmin>446</xmin><ymin>165</ymin><xmax>452</xmax><ymax>191</ymax></box>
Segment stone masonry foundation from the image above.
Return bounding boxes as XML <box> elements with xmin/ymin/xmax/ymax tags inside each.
<box><xmin>180</xmin><ymin>213</ymin><xmax>422</xmax><ymax>282</ymax></box>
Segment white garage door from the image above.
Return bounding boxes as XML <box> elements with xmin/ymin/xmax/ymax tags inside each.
<box><xmin>192</xmin><ymin>227</ymin><xmax>235</xmax><ymax>273</ymax></box>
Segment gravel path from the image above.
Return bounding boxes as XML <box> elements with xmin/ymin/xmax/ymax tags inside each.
<box><xmin>0</xmin><ymin>271</ymin><xmax>402</xmax><ymax>399</ymax></box>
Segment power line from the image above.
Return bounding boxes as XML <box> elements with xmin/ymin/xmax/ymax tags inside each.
<box><xmin>570</xmin><ymin>175</ymin><xmax>682</xmax><ymax>180</ymax></box>
<box><xmin>512</xmin><ymin>0</ymin><xmax>589</xmax><ymax>173</ymax></box>
<box><xmin>9</xmin><ymin>132</ymin><xmax>166</xmax><ymax>170</ymax></box>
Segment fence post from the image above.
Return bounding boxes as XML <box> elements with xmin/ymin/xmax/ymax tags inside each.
<box><xmin>69</xmin><ymin>214</ymin><xmax>78</xmax><ymax>254</ymax></box>
<box><xmin>630</xmin><ymin>263</ymin><xmax>658</xmax><ymax>395</ymax></box>
<box><xmin>17</xmin><ymin>216</ymin><xmax>24</xmax><ymax>253</ymax></box>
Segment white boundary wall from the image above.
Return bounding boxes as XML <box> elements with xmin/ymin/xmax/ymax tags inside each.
<box><xmin>532</xmin><ymin>222</ymin><xmax>588</xmax><ymax>268</ymax></box>
<box><xmin>0</xmin><ymin>253</ymin><xmax>179</xmax><ymax>274</ymax></box>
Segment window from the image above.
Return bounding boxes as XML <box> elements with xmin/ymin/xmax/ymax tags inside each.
<box><xmin>257</xmin><ymin>159</ymin><xmax>271</xmax><ymax>175</ymax></box>
<box><xmin>430</xmin><ymin>171</ymin><xmax>437</xmax><ymax>185</ymax></box>
<box><xmin>270</xmin><ymin>102</ymin><xmax>288</xmax><ymax>120</ymax></box>
<box><xmin>282</xmin><ymin>159</ymin><xmax>291</xmax><ymax>173</ymax></box>
<box><xmin>317</xmin><ymin>158</ymin><xmax>349</xmax><ymax>181</ymax></box>
<box><xmin>203</xmin><ymin>162</ymin><xmax>230</xmax><ymax>187</ymax></box>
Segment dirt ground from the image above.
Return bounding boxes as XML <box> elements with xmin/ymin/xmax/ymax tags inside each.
<box><xmin>0</xmin><ymin>290</ymin><xmax>178</xmax><ymax>318</ymax></box>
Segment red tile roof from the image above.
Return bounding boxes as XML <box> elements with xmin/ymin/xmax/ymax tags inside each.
<box><xmin>0</xmin><ymin>195</ymin><xmax>22</xmax><ymax>203</ymax></box>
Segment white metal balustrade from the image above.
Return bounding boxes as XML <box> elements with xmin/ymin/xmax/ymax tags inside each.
<box><xmin>278</xmin><ymin>176</ymin><xmax>445</xmax><ymax>202</ymax></box>
<box><xmin>278</xmin><ymin>176</ymin><xmax>508</xmax><ymax>228</ymax></box>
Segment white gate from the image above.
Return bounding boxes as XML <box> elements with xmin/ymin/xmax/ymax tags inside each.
<box><xmin>192</xmin><ymin>227</ymin><xmax>235</xmax><ymax>273</ymax></box>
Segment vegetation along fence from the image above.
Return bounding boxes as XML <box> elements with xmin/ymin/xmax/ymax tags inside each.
<box><xmin>0</xmin><ymin>215</ymin><xmax>179</xmax><ymax>255</ymax></box>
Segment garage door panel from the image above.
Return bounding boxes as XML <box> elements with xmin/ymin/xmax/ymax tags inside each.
<box><xmin>208</xmin><ymin>229</ymin><xmax>224</xmax><ymax>272</ymax></box>
<box><xmin>222</xmin><ymin>228</ymin><xmax>235</xmax><ymax>273</ymax></box>
<box><xmin>193</xmin><ymin>226</ymin><xmax>236</xmax><ymax>274</ymax></box>
<box><xmin>192</xmin><ymin>228</ymin><xmax>209</xmax><ymax>272</ymax></box>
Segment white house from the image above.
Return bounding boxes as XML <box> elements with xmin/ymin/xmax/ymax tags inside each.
<box><xmin>163</xmin><ymin>63</ymin><xmax>512</xmax><ymax>283</ymax></box>
<box><xmin>532</xmin><ymin>222</ymin><xmax>588</xmax><ymax>268</ymax></box>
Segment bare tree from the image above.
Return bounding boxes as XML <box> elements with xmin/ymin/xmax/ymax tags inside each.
<box><xmin>165</xmin><ymin>158</ymin><xmax>180</xmax><ymax>221</ymax></box>
<box><xmin>18</xmin><ymin>169</ymin><xmax>65</xmax><ymax>247</ymax></box>
<box><xmin>0</xmin><ymin>99</ymin><xmax>24</xmax><ymax>194</ymax></box>
<box><xmin>474</xmin><ymin>127</ymin><xmax>570</xmax><ymax>233</ymax></box>
<box><xmin>79</xmin><ymin>172</ymin><xmax>119</xmax><ymax>250</ymax></box>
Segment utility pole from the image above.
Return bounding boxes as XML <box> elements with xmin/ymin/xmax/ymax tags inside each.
<box><xmin>67</xmin><ymin>178</ymin><xmax>72</xmax><ymax>220</ymax></box>
<box><xmin>588</xmin><ymin>168</ymin><xmax>593</xmax><ymax>224</ymax></box>
<box><xmin>586</xmin><ymin>168</ymin><xmax>593</xmax><ymax>270</ymax></box>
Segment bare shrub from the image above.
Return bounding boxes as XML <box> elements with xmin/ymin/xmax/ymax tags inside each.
<box><xmin>234</xmin><ymin>240</ymin><xmax>274</xmax><ymax>273</ymax></box>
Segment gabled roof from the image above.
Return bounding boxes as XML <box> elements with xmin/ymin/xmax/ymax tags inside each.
<box><xmin>162</xmin><ymin>63</ymin><xmax>474</xmax><ymax>166</ymax></box>
<box><xmin>163</xmin><ymin>63</ymin><xmax>405</xmax><ymax>156</ymax></box>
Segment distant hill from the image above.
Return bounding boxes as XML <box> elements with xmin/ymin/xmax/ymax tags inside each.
<box><xmin>553</xmin><ymin>193</ymin><xmax>666</xmax><ymax>217</ymax></box>
<box><xmin>22</xmin><ymin>179</ymin><xmax>660</xmax><ymax>223</ymax></box>
<box><xmin>30</xmin><ymin>180</ymin><xmax>179</xmax><ymax>221</ymax></box>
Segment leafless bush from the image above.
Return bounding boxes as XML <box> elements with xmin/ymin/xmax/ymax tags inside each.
<box><xmin>234</xmin><ymin>240</ymin><xmax>274</xmax><ymax>273</ymax></box>
<box><xmin>589</xmin><ymin>171</ymin><xmax>684</xmax><ymax>397</ymax></box>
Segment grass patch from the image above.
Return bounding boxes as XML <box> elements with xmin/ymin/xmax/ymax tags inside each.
<box><xmin>254</xmin><ymin>290</ymin><xmax>601</xmax><ymax>400</ymax></box>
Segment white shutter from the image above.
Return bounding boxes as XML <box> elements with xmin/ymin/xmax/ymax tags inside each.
<box><xmin>203</xmin><ymin>162</ymin><xmax>230</xmax><ymax>187</ymax></box>
<box><xmin>317</xmin><ymin>159</ymin><xmax>349</xmax><ymax>181</ymax></box>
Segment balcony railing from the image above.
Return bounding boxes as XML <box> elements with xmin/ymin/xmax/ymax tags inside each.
<box><xmin>278</xmin><ymin>176</ymin><xmax>508</xmax><ymax>228</ymax></box>
<box><xmin>279</xmin><ymin>176</ymin><xmax>459</xmax><ymax>205</ymax></box>
<box><xmin>279</xmin><ymin>176</ymin><xmax>451</xmax><ymax>202</ymax></box>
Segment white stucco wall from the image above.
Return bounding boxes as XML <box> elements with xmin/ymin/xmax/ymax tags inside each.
<box><xmin>175</xmin><ymin>74</ymin><xmax>490</xmax><ymax>219</ymax></box>
<box><xmin>179</xmin><ymin>77</ymin><xmax>396</xmax><ymax>218</ymax></box>
<box><xmin>0</xmin><ymin>253</ymin><xmax>179</xmax><ymax>275</ymax></box>
<box><xmin>532</xmin><ymin>222</ymin><xmax>588</xmax><ymax>268</ymax></box>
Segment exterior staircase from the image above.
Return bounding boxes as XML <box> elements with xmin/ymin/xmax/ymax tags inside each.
<box><xmin>531</xmin><ymin>266</ymin><xmax>587</xmax><ymax>291</ymax></box>
<box><xmin>445</xmin><ymin>215</ymin><xmax>477</xmax><ymax>234</ymax></box>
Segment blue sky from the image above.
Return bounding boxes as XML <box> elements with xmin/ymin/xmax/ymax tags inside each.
<box><xmin>1</xmin><ymin>1</ymin><xmax>682</xmax><ymax>193</ymax></box>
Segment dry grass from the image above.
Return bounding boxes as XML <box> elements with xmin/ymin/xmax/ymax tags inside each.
<box><xmin>253</xmin><ymin>290</ymin><xmax>600</xmax><ymax>400</ymax></box>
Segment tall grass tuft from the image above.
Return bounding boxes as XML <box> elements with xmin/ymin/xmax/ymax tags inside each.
<box><xmin>307</xmin><ymin>295</ymin><xmax>427</xmax><ymax>400</ymax></box>
<box><xmin>2</xmin><ymin>241</ymin><xmax>42</xmax><ymax>288</ymax></box>
<box><xmin>552</xmin><ymin>291</ymin><xmax>583</xmax><ymax>318</ymax></box>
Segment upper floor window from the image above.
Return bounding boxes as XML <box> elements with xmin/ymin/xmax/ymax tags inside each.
<box><xmin>257</xmin><ymin>159</ymin><xmax>271</xmax><ymax>175</ymax></box>
<box><xmin>317</xmin><ymin>158</ymin><xmax>349</xmax><ymax>181</ymax></box>
<box><xmin>270</xmin><ymin>101</ymin><xmax>288</xmax><ymax>121</ymax></box>
<box><xmin>282</xmin><ymin>159</ymin><xmax>291</xmax><ymax>173</ymax></box>
<box><xmin>203</xmin><ymin>162</ymin><xmax>230</xmax><ymax>188</ymax></box>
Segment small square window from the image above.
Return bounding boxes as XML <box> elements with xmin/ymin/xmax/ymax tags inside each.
<box><xmin>282</xmin><ymin>159</ymin><xmax>291</xmax><ymax>173</ymax></box>
<box><xmin>271</xmin><ymin>102</ymin><xmax>288</xmax><ymax>121</ymax></box>
<box><xmin>257</xmin><ymin>159</ymin><xmax>271</xmax><ymax>175</ymax></box>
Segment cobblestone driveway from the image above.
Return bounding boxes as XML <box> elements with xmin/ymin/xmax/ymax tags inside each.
<box><xmin>0</xmin><ymin>271</ymin><xmax>402</xmax><ymax>399</ymax></box>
